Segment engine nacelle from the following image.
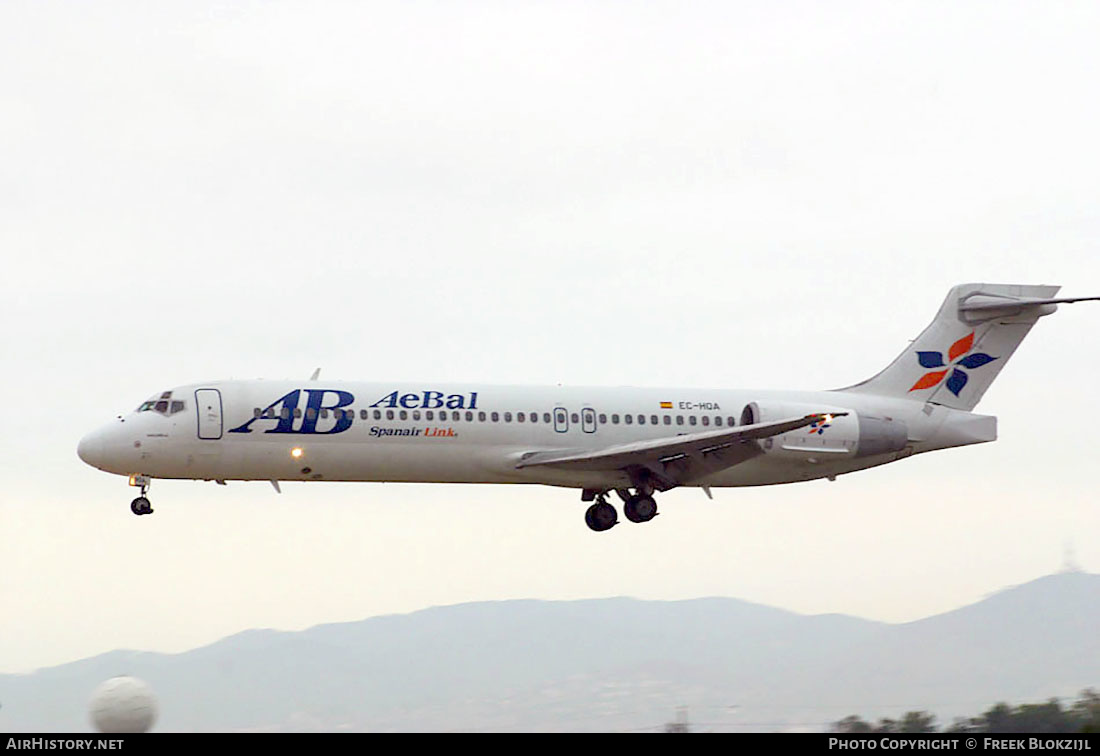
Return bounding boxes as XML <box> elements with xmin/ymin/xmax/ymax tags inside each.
<box><xmin>743</xmin><ymin>401</ymin><xmax>909</xmax><ymax>459</ymax></box>
<box><xmin>853</xmin><ymin>413</ymin><xmax>911</xmax><ymax>458</ymax></box>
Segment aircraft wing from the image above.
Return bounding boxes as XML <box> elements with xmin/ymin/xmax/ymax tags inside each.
<box><xmin>515</xmin><ymin>412</ymin><xmax>843</xmax><ymax>490</ymax></box>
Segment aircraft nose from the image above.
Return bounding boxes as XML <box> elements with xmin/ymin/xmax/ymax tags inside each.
<box><xmin>77</xmin><ymin>431</ymin><xmax>104</xmax><ymax>469</ymax></box>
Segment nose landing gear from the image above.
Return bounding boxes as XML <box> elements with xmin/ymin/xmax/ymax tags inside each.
<box><xmin>128</xmin><ymin>474</ymin><xmax>154</xmax><ymax>516</ymax></box>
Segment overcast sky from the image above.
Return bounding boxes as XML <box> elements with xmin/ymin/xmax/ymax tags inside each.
<box><xmin>2</xmin><ymin>0</ymin><xmax>1099</xmax><ymax>675</ymax></box>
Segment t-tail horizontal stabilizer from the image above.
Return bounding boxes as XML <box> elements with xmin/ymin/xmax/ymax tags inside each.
<box><xmin>959</xmin><ymin>293</ymin><xmax>1100</xmax><ymax>323</ymax></box>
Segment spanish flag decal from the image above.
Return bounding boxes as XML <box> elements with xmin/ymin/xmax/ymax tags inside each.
<box><xmin>659</xmin><ymin>401</ymin><xmax>673</xmax><ymax>409</ymax></box>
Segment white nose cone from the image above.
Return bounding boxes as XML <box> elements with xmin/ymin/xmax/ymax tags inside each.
<box><xmin>77</xmin><ymin>432</ymin><xmax>103</xmax><ymax>469</ymax></box>
<box><xmin>89</xmin><ymin>676</ymin><xmax>158</xmax><ymax>733</ymax></box>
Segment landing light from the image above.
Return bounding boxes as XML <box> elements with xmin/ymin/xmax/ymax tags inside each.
<box><xmin>291</xmin><ymin>447</ymin><xmax>304</xmax><ymax>459</ymax></box>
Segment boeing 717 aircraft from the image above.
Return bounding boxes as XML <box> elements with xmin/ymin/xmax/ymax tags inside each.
<box><xmin>78</xmin><ymin>283</ymin><xmax>1098</xmax><ymax>531</ymax></box>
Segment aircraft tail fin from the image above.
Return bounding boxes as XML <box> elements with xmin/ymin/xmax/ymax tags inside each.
<box><xmin>840</xmin><ymin>283</ymin><xmax>1099</xmax><ymax>411</ymax></box>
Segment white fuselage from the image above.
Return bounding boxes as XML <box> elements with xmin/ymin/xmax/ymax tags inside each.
<box><xmin>77</xmin><ymin>380</ymin><xmax>996</xmax><ymax>492</ymax></box>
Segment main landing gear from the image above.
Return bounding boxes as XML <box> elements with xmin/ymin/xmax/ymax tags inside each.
<box><xmin>623</xmin><ymin>493</ymin><xmax>658</xmax><ymax>523</ymax></box>
<box><xmin>129</xmin><ymin>474</ymin><xmax>154</xmax><ymax>516</ymax></box>
<box><xmin>583</xmin><ymin>488</ymin><xmax>659</xmax><ymax>532</ymax></box>
<box><xmin>584</xmin><ymin>497</ymin><xmax>618</xmax><ymax>531</ymax></box>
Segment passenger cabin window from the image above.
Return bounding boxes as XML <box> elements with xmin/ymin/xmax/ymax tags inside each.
<box><xmin>543</xmin><ymin>413</ymin><xmax>551</xmax><ymax>423</ymax></box>
<box><xmin>625</xmin><ymin>415</ymin><xmax>633</xmax><ymax>425</ymax></box>
<box><xmin>663</xmin><ymin>415</ymin><xmax>671</xmax><ymax>425</ymax></box>
<box><xmin>612</xmin><ymin>414</ymin><xmax>620</xmax><ymax>424</ymax></box>
<box><xmin>650</xmin><ymin>415</ymin><xmax>658</xmax><ymax>425</ymax></box>
<box><xmin>491</xmin><ymin>412</ymin><xmax>500</xmax><ymax>422</ymax></box>
<box><xmin>504</xmin><ymin>412</ymin><xmax>512</xmax><ymax>422</ymax></box>
<box><xmin>638</xmin><ymin>415</ymin><xmax>646</xmax><ymax>425</ymax></box>
<box><xmin>689</xmin><ymin>416</ymin><xmax>697</xmax><ymax>426</ymax></box>
<box><xmin>599</xmin><ymin>414</ymin><xmax>607</xmax><ymax>424</ymax></box>
<box><xmin>413</xmin><ymin>411</ymin><xmax>421</xmax><ymax>420</ymax></box>
<box><xmin>702</xmin><ymin>416</ymin><xmax>710</xmax><ymax>426</ymax></box>
<box><xmin>373</xmin><ymin>410</ymin><xmax>382</xmax><ymax>420</ymax></box>
<box><xmin>571</xmin><ymin>413</ymin><xmax>579</xmax><ymax>424</ymax></box>
<box><xmin>399</xmin><ymin>410</ymin><xmax>408</xmax><ymax>420</ymax></box>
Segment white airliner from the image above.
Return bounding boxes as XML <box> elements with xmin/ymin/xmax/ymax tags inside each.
<box><xmin>78</xmin><ymin>283</ymin><xmax>1098</xmax><ymax>531</ymax></box>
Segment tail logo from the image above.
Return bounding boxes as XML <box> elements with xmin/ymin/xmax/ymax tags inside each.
<box><xmin>909</xmin><ymin>332</ymin><xmax>997</xmax><ymax>396</ymax></box>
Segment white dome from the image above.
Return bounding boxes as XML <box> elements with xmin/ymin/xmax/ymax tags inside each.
<box><xmin>88</xmin><ymin>676</ymin><xmax>158</xmax><ymax>733</ymax></box>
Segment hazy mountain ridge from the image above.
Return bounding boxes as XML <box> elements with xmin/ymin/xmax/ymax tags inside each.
<box><xmin>2</xmin><ymin>573</ymin><xmax>1097</xmax><ymax>732</ymax></box>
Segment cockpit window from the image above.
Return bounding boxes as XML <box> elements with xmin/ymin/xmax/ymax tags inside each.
<box><xmin>136</xmin><ymin>391</ymin><xmax>183</xmax><ymax>416</ymax></box>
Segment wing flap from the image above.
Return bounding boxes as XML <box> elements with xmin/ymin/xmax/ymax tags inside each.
<box><xmin>515</xmin><ymin>412</ymin><xmax>843</xmax><ymax>479</ymax></box>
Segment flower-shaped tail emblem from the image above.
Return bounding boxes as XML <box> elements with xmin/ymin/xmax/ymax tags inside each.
<box><xmin>909</xmin><ymin>332</ymin><xmax>997</xmax><ymax>396</ymax></box>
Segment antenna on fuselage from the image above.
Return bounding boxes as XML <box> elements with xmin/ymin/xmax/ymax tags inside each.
<box><xmin>310</xmin><ymin>368</ymin><xmax>321</xmax><ymax>381</ymax></box>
